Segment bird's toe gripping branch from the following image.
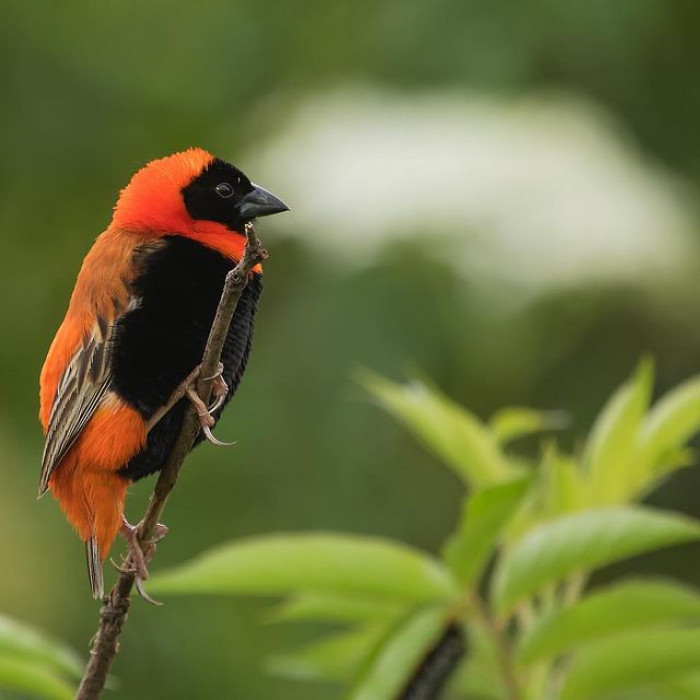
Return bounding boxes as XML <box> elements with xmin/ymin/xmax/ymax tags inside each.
<box><xmin>146</xmin><ymin>362</ymin><xmax>234</xmax><ymax>447</ymax></box>
<box><xmin>206</xmin><ymin>361</ymin><xmax>228</xmax><ymax>414</ymax></box>
<box><xmin>185</xmin><ymin>369</ymin><xmax>234</xmax><ymax>447</ymax></box>
<box><xmin>116</xmin><ymin>517</ymin><xmax>169</xmax><ymax>605</ymax></box>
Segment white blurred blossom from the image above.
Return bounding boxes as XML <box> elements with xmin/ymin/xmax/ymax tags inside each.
<box><xmin>250</xmin><ymin>89</ymin><xmax>697</xmax><ymax>300</ymax></box>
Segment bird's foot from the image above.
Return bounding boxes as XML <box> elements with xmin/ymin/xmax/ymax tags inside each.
<box><xmin>118</xmin><ymin>517</ymin><xmax>169</xmax><ymax>605</ymax></box>
<box><xmin>185</xmin><ymin>366</ymin><xmax>234</xmax><ymax>447</ymax></box>
<box><xmin>205</xmin><ymin>362</ymin><xmax>229</xmax><ymax>414</ymax></box>
<box><xmin>146</xmin><ymin>363</ymin><xmax>234</xmax><ymax>446</ymax></box>
<box><xmin>146</xmin><ymin>364</ymin><xmax>203</xmax><ymax>432</ymax></box>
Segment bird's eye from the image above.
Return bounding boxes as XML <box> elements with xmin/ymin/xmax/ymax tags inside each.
<box><xmin>215</xmin><ymin>182</ymin><xmax>235</xmax><ymax>198</ymax></box>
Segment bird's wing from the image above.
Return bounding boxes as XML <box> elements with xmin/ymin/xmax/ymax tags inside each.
<box><xmin>38</xmin><ymin>316</ymin><xmax>116</xmax><ymax>496</ymax></box>
<box><xmin>38</xmin><ymin>234</ymin><xmax>163</xmax><ymax>496</ymax></box>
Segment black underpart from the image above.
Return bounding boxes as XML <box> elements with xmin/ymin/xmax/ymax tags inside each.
<box><xmin>111</xmin><ymin>235</ymin><xmax>262</xmax><ymax>482</ymax></box>
<box><xmin>182</xmin><ymin>158</ymin><xmax>254</xmax><ymax>232</ymax></box>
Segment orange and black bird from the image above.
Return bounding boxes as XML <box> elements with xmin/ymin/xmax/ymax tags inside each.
<box><xmin>38</xmin><ymin>148</ymin><xmax>288</xmax><ymax>598</ymax></box>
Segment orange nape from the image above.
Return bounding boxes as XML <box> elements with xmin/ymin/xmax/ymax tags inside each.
<box><xmin>48</xmin><ymin>399</ymin><xmax>147</xmax><ymax>559</ymax></box>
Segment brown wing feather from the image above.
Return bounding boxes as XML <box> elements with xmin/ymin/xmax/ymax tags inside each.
<box><xmin>38</xmin><ymin>233</ymin><xmax>163</xmax><ymax>497</ymax></box>
<box><xmin>38</xmin><ymin>318</ymin><xmax>114</xmax><ymax>496</ymax></box>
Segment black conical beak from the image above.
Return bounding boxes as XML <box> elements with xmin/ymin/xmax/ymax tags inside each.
<box><xmin>237</xmin><ymin>183</ymin><xmax>289</xmax><ymax>220</ymax></box>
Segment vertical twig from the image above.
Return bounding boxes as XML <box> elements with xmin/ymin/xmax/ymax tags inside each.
<box><xmin>468</xmin><ymin>592</ymin><xmax>521</xmax><ymax>700</ymax></box>
<box><xmin>75</xmin><ymin>224</ymin><xmax>267</xmax><ymax>700</ymax></box>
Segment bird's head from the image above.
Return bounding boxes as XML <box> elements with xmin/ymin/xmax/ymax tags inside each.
<box><xmin>112</xmin><ymin>148</ymin><xmax>288</xmax><ymax>242</ymax></box>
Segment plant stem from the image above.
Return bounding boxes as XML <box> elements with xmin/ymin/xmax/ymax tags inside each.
<box><xmin>563</xmin><ymin>571</ymin><xmax>587</xmax><ymax>606</ymax></box>
<box><xmin>543</xmin><ymin>571</ymin><xmax>589</xmax><ymax>698</ymax></box>
<box><xmin>468</xmin><ymin>592</ymin><xmax>521</xmax><ymax>700</ymax></box>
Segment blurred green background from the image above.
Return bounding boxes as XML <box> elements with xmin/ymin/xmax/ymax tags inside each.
<box><xmin>3</xmin><ymin>1</ymin><xmax>700</xmax><ymax>698</ymax></box>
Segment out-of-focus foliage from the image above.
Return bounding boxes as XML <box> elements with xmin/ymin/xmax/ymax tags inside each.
<box><xmin>4</xmin><ymin>1</ymin><xmax>700</xmax><ymax>698</ymax></box>
<box><xmin>150</xmin><ymin>366</ymin><xmax>700</xmax><ymax>699</ymax></box>
<box><xmin>151</xmin><ymin>533</ymin><xmax>459</xmax><ymax>602</ymax></box>
<box><xmin>0</xmin><ymin>615</ymin><xmax>81</xmax><ymax>699</ymax></box>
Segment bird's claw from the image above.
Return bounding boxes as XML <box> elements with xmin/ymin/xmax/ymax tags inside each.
<box><xmin>202</xmin><ymin>424</ymin><xmax>235</xmax><ymax>447</ymax></box>
<box><xmin>148</xmin><ymin>362</ymin><xmax>232</xmax><ymax>445</ymax></box>
<box><xmin>206</xmin><ymin>363</ymin><xmax>229</xmax><ymax>414</ymax></box>
<box><xmin>203</xmin><ymin>362</ymin><xmax>224</xmax><ymax>382</ymax></box>
<box><xmin>109</xmin><ymin>556</ymin><xmax>132</xmax><ymax>575</ymax></box>
<box><xmin>186</xmin><ymin>381</ymin><xmax>234</xmax><ymax>447</ymax></box>
<box><xmin>135</xmin><ymin>577</ymin><xmax>163</xmax><ymax>606</ymax></box>
<box><xmin>207</xmin><ymin>392</ymin><xmax>226</xmax><ymax>414</ymax></box>
<box><xmin>119</xmin><ymin>518</ymin><xmax>169</xmax><ymax>605</ymax></box>
<box><xmin>186</xmin><ymin>387</ymin><xmax>215</xmax><ymax>428</ymax></box>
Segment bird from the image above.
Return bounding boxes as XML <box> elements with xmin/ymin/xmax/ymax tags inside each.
<box><xmin>38</xmin><ymin>148</ymin><xmax>288</xmax><ymax>599</ymax></box>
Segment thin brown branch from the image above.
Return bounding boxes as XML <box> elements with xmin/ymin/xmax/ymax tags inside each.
<box><xmin>75</xmin><ymin>223</ymin><xmax>268</xmax><ymax>700</ymax></box>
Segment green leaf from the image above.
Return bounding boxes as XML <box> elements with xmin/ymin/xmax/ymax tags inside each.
<box><xmin>0</xmin><ymin>655</ymin><xmax>74</xmax><ymax>700</ymax></box>
<box><xmin>0</xmin><ymin>614</ymin><xmax>83</xmax><ymax>679</ymax></box>
<box><xmin>491</xmin><ymin>507</ymin><xmax>700</xmax><ymax>614</ymax></box>
<box><xmin>640</xmin><ymin>376</ymin><xmax>700</xmax><ymax>475</ymax></box>
<box><xmin>349</xmin><ymin>607</ymin><xmax>452</xmax><ymax>700</ymax></box>
<box><xmin>665</xmin><ymin>671</ymin><xmax>700</xmax><ymax>699</ymax></box>
<box><xmin>583</xmin><ymin>689</ymin><xmax>690</xmax><ymax>700</ymax></box>
<box><xmin>451</xmin><ymin>667</ymin><xmax>506</xmax><ymax>700</ymax></box>
<box><xmin>489</xmin><ymin>408</ymin><xmax>568</xmax><ymax>445</ymax></box>
<box><xmin>266</xmin><ymin>624</ymin><xmax>387</xmax><ymax>681</ymax></box>
<box><xmin>655</xmin><ymin>448</ymin><xmax>696</xmax><ymax>480</ymax></box>
<box><xmin>442</xmin><ymin>477</ymin><xmax>531</xmax><ymax>585</ymax></box>
<box><xmin>561</xmin><ymin>629</ymin><xmax>700</xmax><ymax>700</ymax></box>
<box><xmin>517</xmin><ymin>578</ymin><xmax>700</xmax><ymax>665</ymax></box>
<box><xmin>540</xmin><ymin>446</ymin><xmax>591</xmax><ymax>516</ymax></box>
<box><xmin>506</xmin><ymin>447</ymin><xmax>591</xmax><ymax>543</ymax></box>
<box><xmin>358</xmin><ymin>370</ymin><xmax>513</xmax><ymax>488</ymax></box>
<box><xmin>265</xmin><ymin>594</ymin><xmax>405</xmax><ymax>625</ymax></box>
<box><xmin>583</xmin><ymin>359</ymin><xmax>653</xmax><ymax>504</ymax></box>
<box><xmin>149</xmin><ymin>533</ymin><xmax>460</xmax><ymax>603</ymax></box>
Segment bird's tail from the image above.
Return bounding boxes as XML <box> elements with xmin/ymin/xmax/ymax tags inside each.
<box><xmin>49</xmin><ymin>457</ymin><xmax>128</xmax><ymax>598</ymax></box>
<box><xmin>86</xmin><ymin>536</ymin><xmax>104</xmax><ymax>599</ymax></box>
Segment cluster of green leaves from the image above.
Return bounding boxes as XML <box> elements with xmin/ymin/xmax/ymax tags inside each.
<box><xmin>0</xmin><ymin>614</ymin><xmax>82</xmax><ymax>699</ymax></box>
<box><xmin>150</xmin><ymin>362</ymin><xmax>700</xmax><ymax>699</ymax></box>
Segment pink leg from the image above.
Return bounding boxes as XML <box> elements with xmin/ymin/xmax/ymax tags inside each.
<box><xmin>118</xmin><ymin>517</ymin><xmax>169</xmax><ymax>605</ymax></box>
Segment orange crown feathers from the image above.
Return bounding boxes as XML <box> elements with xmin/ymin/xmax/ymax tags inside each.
<box><xmin>112</xmin><ymin>148</ymin><xmax>215</xmax><ymax>233</ymax></box>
